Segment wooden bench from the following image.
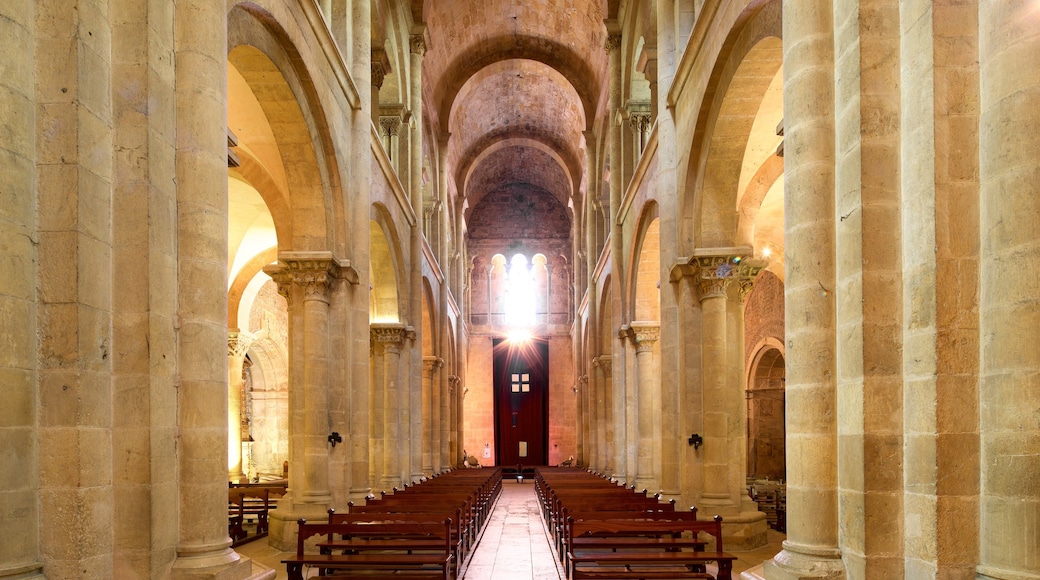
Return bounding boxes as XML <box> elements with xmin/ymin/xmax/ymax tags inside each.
<box><xmin>282</xmin><ymin>517</ymin><xmax>455</xmax><ymax>580</ymax></box>
<box><xmin>331</xmin><ymin>509</ymin><xmax>465</xmax><ymax>577</ymax></box>
<box><xmin>227</xmin><ymin>486</ymin><xmax>281</xmax><ymax>544</ymax></box>
<box><xmin>566</xmin><ymin>515</ymin><xmax>736</xmax><ymax>580</ymax></box>
<box><xmin>558</xmin><ymin>507</ymin><xmax>703</xmax><ymax>564</ymax></box>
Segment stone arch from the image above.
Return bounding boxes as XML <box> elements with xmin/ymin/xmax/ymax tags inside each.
<box><xmin>746</xmin><ymin>339</ymin><xmax>786</xmax><ymax>481</ymax></box>
<box><xmin>629</xmin><ymin>203</ymin><xmax>661</xmax><ymax>322</ymax></box>
<box><xmin>370</xmin><ymin>205</ymin><xmax>405</xmax><ymax>323</ymax></box>
<box><xmin>228</xmin><ymin>245</ymin><xmax>279</xmax><ymax>330</ymax></box>
<box><xmin>227</xmin><ymin>3</ymin><xmax>346</xmax><ymax>254</ymax></box>
<box><xmin>433</xmin><ymin>35</ymin><xmax>600</xmax><ymax>132</ymax></box>
<box><xmin>681</xmin><ymin>1</ymin><xmax>783</xmax><ymax>250</ymax></box>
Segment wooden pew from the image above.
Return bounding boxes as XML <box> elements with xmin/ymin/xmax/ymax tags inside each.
<box><xmin>566</xmin><ymin>515</ymin><xmax>737</xmax><ymax>580</ymax></box>
<box><xmin>227</xmin><ymin>482</ymin><xmax>287</xmax><ymax>546</ymax></box>
<box><xmin>282</xmin><ymin>517</ymin><xmax>454</xmax><ymax>580</ymax></box>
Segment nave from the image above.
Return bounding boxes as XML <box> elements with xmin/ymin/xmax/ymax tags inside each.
<box><xmin>236</xmin><ymin>481</ymin><xmax>785</xmax><ymax>579</ymax></box>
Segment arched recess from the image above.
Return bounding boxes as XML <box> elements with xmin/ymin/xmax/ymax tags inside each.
<box><xmin>227</xmin><ymin>3</ymin><xmax>345</xmax><ymax>254</ymax></box>
<box><xmin>629</xmin><ymin>204</ymin><xmax>662</xmax><ymax>323</ymax></box>
<box><xmin>746</xmin><ymin>339</ymin><xmax>786</xmax><ymax>481</ymax></box>
<box><xmin>681</xmin><ymin>1</ymin><xmax>783</xmax><ymax>251</ymax></box>
<box><xmin>370</xmin><ymin>208</ymin><xmax>404</xmax><ymax>323</ymax></box>
<box><xmin>246</xmin><ymin>334</ymin><xmax>290</xmax><ymax>480</ymax></box>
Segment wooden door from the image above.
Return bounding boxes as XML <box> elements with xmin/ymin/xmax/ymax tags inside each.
<box><xmin>493</xmin><ymin>337</ymin><xmax>548</xmax><ymax>467</ymax></box>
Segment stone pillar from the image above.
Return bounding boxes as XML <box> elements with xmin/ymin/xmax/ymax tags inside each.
<box><xmin>422</xmin><ymin>356</ymin><xmax>443</xmax><ymax>476</ymax></box>
<box><xmin>594</xmin><ymin>355</ymin><xmax>614</xmax><ymax>475</ymax></box>
<box><xmin>695</xmin><ymin>256</ymin><xmax>768</xmax><ymax>551</ymax></box>
<box><xmin>372</xmin><ymin>324</ymin><xmax>408</xmax><ymax>490</ymax></box>
<box><xmin>172</xmin><ymin>0</ymin><xmax>249</xmax><ymax>575</ymax></box>
<box><xmin>368</xmin><ymin>327</ymin><xmax>387</xmax><ymax>488</ymax></box>
<box><xmin>630</xmin><ymin>325</ymin><xmax>660</xmax><ymax>492</ymax></box>
<box><xmin>577</xmin><ymin>374</ymin><xmax>590</xmax><ymax>468</ymax></box>
<box><xmin>264</xmin><ymin>256</ymin><xmax>340</xmax><ymax>550</ymax></box>
<box><xmin>695</xmin><ymin>260</ymin><xmax>734</xmax><ymax>512</ymax></box>
<box><xmin>348</xmin><ymin>0</ymin><xmax>372</xmax><ymax>505</ymax></box>
<box><xmin>407</xmin><ymin>32</ymin><xmax>427</xmax><ymax>485</ymax></box>
<box><xmin>765</xmin><ymin>0</ymin><xmax>843</xmax><ymax>577</ymax></box>
<box><xmin>977</xmin><ymin>2</ymin><xmax>1040</xmax><ymax>579</ymax></box>
<box><xmin>228</xmin><ymin>331</ymin><xmax>257</xmax><ymax>482</ymax></box>
<box><xmin>1</xmin><ymin>2</ymin><xmax>42</xmax><ymax>578</ymax></box>
<box><xmin>448</xmin><ymin>375</ymin><xmax>461</xmax><ymax>467</ymax></box>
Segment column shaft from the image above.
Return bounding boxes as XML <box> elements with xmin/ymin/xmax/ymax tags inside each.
<box><xmin>632</xmin><ymin>327</ymin><xmax>659</xmax><ymax>492</ymax></box>
<box><xmin>1</xmin><ymin>2</ymin><xmax>42</xmax><ymax>578</ymax></box>
<box><xmin>765</xmin><ymin>0</ymin><xmax>843</xmax><ymax>576</ymax></box>
<box><xmin>172</xmin><ymin>0</ymin><xmax>247</xmax><ymax>574</ymax></box>
<box><xmin>977</xmin><ymin>2</ymin><xmax>1040</xmax><ymax>578</ymax></box>
<box><xmin>301</xmin><ymin>290</ymin><xmax>331</xmax><ymax>504</ymax></box>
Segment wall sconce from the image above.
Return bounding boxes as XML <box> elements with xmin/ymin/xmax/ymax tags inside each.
<box><xmin>328</xmin><ymin>432</ymin><xmax>343</xmax><ymax>447</ymax></box>
<box><xmin>688</xmin><ymin>434</ymin><xmax>703</xmax><ymax>450</ymax></box>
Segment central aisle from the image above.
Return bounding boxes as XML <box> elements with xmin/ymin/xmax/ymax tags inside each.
<box><xmin>461</xmin><ymin>482</ymin><xmax>565</xmax><ymax>580</ymax></box>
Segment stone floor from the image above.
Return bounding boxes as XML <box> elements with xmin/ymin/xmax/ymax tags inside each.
<box><xmin>236</xmin><ymin>481</ymin><xmax>786</xmax><ymax>579</ymax></box>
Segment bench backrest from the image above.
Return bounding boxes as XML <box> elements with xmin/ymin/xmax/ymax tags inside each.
<box><xmin>294</xmin><ymin>518</ymin><xmax>453</xmax><ymax>556</ymax></box>
<box><xmin>567</xmin><ymin>514</ymin><xmax>725</xmax><ymax>552</ymax></box>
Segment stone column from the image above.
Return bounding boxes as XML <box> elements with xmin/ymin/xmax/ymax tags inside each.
<box><xmin>765</xmin><ymin>0</ymin><xmax>843</xmax><ymax>577</ymax></box>
<box><xmin>594</xmin><ymin>355</ymin><xmax>614</xmax><ymax>474</ymax></box>
<box><xmin>577</xmin><ymin>374</ymin><xmax>590</xmax><ymax>468</ymax></box>
<box><xmin>372</xmin><ymin>324</ymin><xmax>408</xmax><ymax>489</ymax></box>
<box><xmin>369</xmin><ymin>327</ymin><xmax>387</xmax><ymax>488</ymax></box>
<box><xmin>630</xmin><ymin>324</ymin><xmax>659</xmax><ymax>492</ymax></box>
<box><xmin>172</xmin><ymin>0</ymin><xmax>249</xmax><ymax>575</ymax></box>
<box><xmin>977</xmin><ymin>2</ymin><xmax>1040</xmax><ymax>579</ymax></box>
<box><xmin>448</xmin><ymin>375</ymin><xmax>461</xmax><ymax>466</ymax></box>
<box><xmin>228</xmin><ymin>331</ymin><xmax>257</xmax><ymax>481</ymax></box>
<box><xmin>605</xmin><ymin>29</ymin><xmax>624</xmax><ymax>292</ymax></box>
<box><xmin>407</xmin><ymin>32</ymin><xmax>427</xmax><ymax>485</ymax></box>
<box><xmin>422</xmin><ymin>356</ymin><xmax>443</xmax><ymax>476</ymax></box>
<box><xmin>264</xmin><ymin>257</ymin><xmax>339</xmax><ymax>551</ymax></box>
<box><xmin>695</xmin><ymin>259</ymin><xmax>735</xmax><ymax>512</ymax></box>
<box><xmin>689</xmin><ymin>255</ymin><xmax>768</xmax><ymax>551</ymax></box>
<box><xmin>586</xmin><ymin>359</ymin><xmax>603</xmax><ymax>473</ymax></box>
<box><xmin>1</xmin><ymin>2</ymin><xmax>42</xmax><ymax>578</ymax></box>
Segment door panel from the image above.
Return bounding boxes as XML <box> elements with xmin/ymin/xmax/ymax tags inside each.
<box><xmin>493</xmin><ymin>338</ymin><xmax>548</xmax><ymax>467</ymax></box>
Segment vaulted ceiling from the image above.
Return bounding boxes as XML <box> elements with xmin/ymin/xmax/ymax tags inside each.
<box><xmin>420</xmin><ymin>0</ymin><xmax>610</xmax><ymax>224</ymax></box>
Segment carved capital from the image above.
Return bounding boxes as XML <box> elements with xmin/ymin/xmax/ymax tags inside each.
<box><xmin>604</xmin><ymin>33</ymin><xmax>621</xmax><ymax>53</ymax></box>
<box><xmin>372</xmin><ymin>64</ymin><xmax>386</xmax><ymax>89</ymax></box>
<box><xmin>264</xmin><ymin>255</ymin><xmax>337</xmax><ymax>305</ymax></box>
<box><xmin>228</xmin><ymin>330</ymin><xmax>257</xmax><ymax>358</ymax></box>
<box><xmin>593</xmin><ymin>355</ymin><xmax>613</xmax><ymax>377</ymax></box>
<box><xmin>379</xmin><ymin>116</ymin><xmax>401</xmax><ymax>138</ymax></box>
<box><xmin>410</xmin><ymin>34</ymin><xmax>427</xmax><ymax>56</ymax></box>
<box><xmin>629</xmin><ymin>324</ymin><xmax>660</xmax><ymax>353</ymax></box>
<box><xmin>630</xmin><ymin>112</ymin><xmax>652</xmax><ymax>134</ymax></box>
<box><xmin>693</xmin><ymin>255</ymin><xmax>738</xmax><ymax>301</ymax></box>
<box><xmin>448</xmin><ymin>375</ymin><xmax>461</xmax><ymax>393</ymax></box>
<box><xmin>423</xmin><ymin>356</ymin><xmax>444</xmax><ymax>373</ymax></box>
<box><xmin>371</xmin><ymin>323</ymin><xmax>408</xmax><ymax>354</ymax></box>
<box><xmin>691</xmin><ymin>253</ymin><xmax>766</xmax><ymax>302</ymax></box>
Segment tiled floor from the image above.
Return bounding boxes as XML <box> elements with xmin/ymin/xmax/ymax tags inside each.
<box><xmin>236</xmin><ymin>481</ymin><xmax>785</xmax><ymax>579</ymax></box>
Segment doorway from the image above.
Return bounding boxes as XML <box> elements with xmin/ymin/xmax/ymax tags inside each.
<box><xmin>493</xmin><ymin>337</ymin><xmax>549</xmax><ymax>467</ymax></box>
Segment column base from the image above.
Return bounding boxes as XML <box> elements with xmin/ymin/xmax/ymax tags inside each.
<box><xmin>763</xmin><ymin>542</ymin><xmax>845</xmax><ymax>579</ymax></box>
<box><xmin>976</xmin><ymin>565</ymin><xmax>1040</xmax><ymax>580</ymax></box>
<box><xmin>171</xmin><ymin>540</ymin><xmax>252</xmax><ymax>580</ymax></box>
<box><xmin>267</xmin><ymin>501</ymin><xmax>332</xmax><ymax>551</ymax></box>
<box><xmin>719</xmin><ymin>510</ymin><xmax>769</xmax><ymax>551</ymax></box>
<box><xmin>0</xmin><ymin>562</ymin><xmax>46</xmax><ymax>580</ymax></box>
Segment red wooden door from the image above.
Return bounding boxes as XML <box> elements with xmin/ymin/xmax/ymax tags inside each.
<box><xmin>493</xmin><ymin>337</ymin><xmax>548</xmax><ymax>467</ymax></box>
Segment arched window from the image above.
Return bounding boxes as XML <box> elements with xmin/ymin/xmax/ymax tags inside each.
<box><xmin>504</xmin><ymin>254</ymin><xmax>536</xmax><ymax>328</ymax></box>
